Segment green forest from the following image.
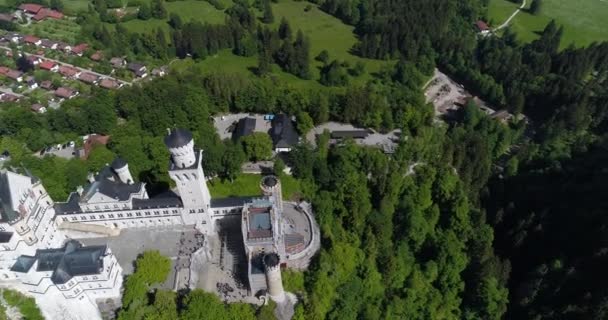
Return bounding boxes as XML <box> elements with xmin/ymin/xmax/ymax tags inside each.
<box><xmin>1</xmin><ymin>0</ymin><xmax>608</xmax><ymax>319</ymax></box>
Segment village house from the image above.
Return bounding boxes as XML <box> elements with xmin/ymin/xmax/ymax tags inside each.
<box><xmin>58</xmin><ymin>65</ymin><xmax>80</xmax><ymax>78</ymax></box>
<box><xmin>0</xmin><ymin>13</ymin><xmax>14</xmax><ymax>23</ymax></box>
<box><xmin>2</xmin><ymin>33</ymin><xmax>21</xmax><ymax>44</ymax></box>
<box><xmin>26</xmin><ymin>76</ymin><xmax>38</xmax><ymax>89</ymax></box>
<box><xmin>78</xmin><ymin>72</ymin><xmax>99</xmax><ymax>85</ymax></box>
<box><xmin>0</xmin><ymin>66</ymin><xmax>9</xmax><ymax>75</ymax></box>
<box><xmin>99</xmin><ymin>78</ymin><xmax>120</xmax><ymax>89</ymax></box>
<box><xmin>26</xmin><ymin>55</ymin><xmax>41</xmax><ymax>65</ymax></box>
<box><xmin>90</xmin><ymin>51</ymin><xmax>103</xmax><ymax>61</ymax></box>
<box><xmin>71</xmin><ymin>43</ymin><xmax>88</xmax><ymax>56</ymax></box>
<box><xmin>151</xmin><ymin>66</ymin><xmax>167</xmax><ymax>77</ymax></box>
<box><xmin>40</xmin><ymin>39</ymin><xmax>58</xmax><ymax>50</ymax></box>
<box><xmin>77</xmin><ymin>134</ymin><xmax>110</xmax><ymax>159</ymax></box>
<box><xmin>23</xmin><ymin>35</ymin><xmax>41</xmax><ymax>46</ymax></box>
<box><xmin>110</xmin><ymin>57</ymin><xmax>125</xmax><ymax>68</ymax></box>
<box><xmin>39</xmin><ymin>60</ymin><xmax>58</xmax><ymax>72</ymax></box>
<box><xmin>127</xmin><ymin>62</ymin><xmax>147</xmax><ymax>78</ymax></box>
<box><xmin>40</xmin><ymin>80</ymin><xmax>53</xmax><ymax>90</ymax></box>
<box><xmin>33</xmin><ymin>8</ymin><xmax>63</xmax><ymax>21</ymax></box>
<box><xmin>31</xmin><ymin>103</ymin><xmax>46</xmax><ymax>113</ymax></box>
<box><xmin>56</xmin><ymin>42</ymin><xmax>71</xmax><ymax>52</ymax></box>
<box><xmin>6</xmin><ymin>70</ymin><xmax>23</xmax><ymax>82</ymax></box>
<box><xmin>54</xmin><ymin>87</ymin><xmax>77</xmax><ymax>99</ymax></box>
<box><xmin>18</xmin><ymin>3</ymin><xmax>44</xmax><ymax>15</ymax></box>
<box><xmin>0</xmin><ymin>93</ymin><xmax>20</xmax><ymax>102</ymax></box>
<box><xmin>476</xmin><ymin>20</ymin><xmax>490</xmax><ymax>35</ymax></box>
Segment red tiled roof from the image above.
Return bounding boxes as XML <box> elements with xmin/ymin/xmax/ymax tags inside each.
<box><xmin>0</xmin><ymin>66</ymin><xmax>10</xmax><ymax>75</ymax></box>
<box><xmin>0</xmin><ymin>13</ymin><xmax>13</xmax><ymax>22</ymax></box>
<box><xmin>90</xmin><ymin>51</ymin><xmax>103</xmax><ymax>61</ymax></box>
<box><xmin>78</xmin><ymin>72</ymin><xmax>98</xmax><ymax>83</ymax></box>
<box><xmin>33</xmin><ymin>8</ymin><xmax>63</xmax><ymax>21</ymax></box>
<box><xmin>6</xmin><ymin>70</ymin><xmax>22</xmax><ymax>80</ymax></box>
<box><xmin>58</xmin><ymin>65</ymin><xmax>79</xmax><ymax>77</ymax></box>
<box><xmin>23</xmin><ymin>35</ymin><xmax>40</xmax><ymax>44</ymax></box>
<box><xmin>54</xmin><ymin>87</ymin><xmax>76</xmax><ymax>98</ymax></box>
<box><xmin>99</xmin><ymin>78</ymin><xmax>119</xmax><ymax>89</ymax></box>
<box><xmin>18</xmin><ymin>3</ymin><xmax>44</xmax><ymax>13</ymax></box>
<box><xmin>1</xmin><ymin>93</ymin><xmax>19</xmax><ymax>102</ymax></box>
<box><xmin>82</xmin><ymin>134</ymin><xmax>110</xmax><ymax>159</ymax></box>
<box><xmin>39</xmin><ymin>60</ymin><xmax>56</xmax><ymax>70</ymax></box>
<box><xmin>476</xmin><ymin>20</ymin><xmax>489</xmax><ymax>31</ymax></box>
<box><xmin>71</xmin><ymin>43</ymin><xmax>88</xmax><ymax>54</ymax></box>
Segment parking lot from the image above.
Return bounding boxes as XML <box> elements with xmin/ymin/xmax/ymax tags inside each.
<box><xmin>213</xmin><ymin>113</ymin><xmax>273</xmax><ymax>140</ymax></box>
<box><xmin>306</xmin><ymin>122</ymin><xmax>400</xmax><ymax>153</ymax></box>
<box><xmin>424</xmin><ymin>69</ymin><xmax>469</xmax><ymax>116</ymax></box>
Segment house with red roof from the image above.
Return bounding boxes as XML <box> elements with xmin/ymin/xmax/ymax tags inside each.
<box><xmin>39</xmin><ymin>60</ymin><xmax>58</xmax><ymax>72</ymax></box>
<box><xmin>475</xmin><ymin>20</ymin><xmax>490</xmax><ymax>35</ymax></box>
<box><xmin>0</xmin><ymin>93</ymin><xmax>20</xmax><ymax>102</ymax></box>
<box><xmin>18</xmin><ymin>3</ymin><xmax>44</xmax><ymax>14</ymax></box>
<box><xmin>0</xmin><ymin>66</ymin><xmax>10</xmax><ymax>75</ymax></box>
<box><xmin>54</xmin><ymin>87</ymin><xmax>77</xmax><ymax>99</ymax></box>
<box><xmin>6</xmin><ymin>70</ymin><xmax>23</xmax><ymax>82</ymax></box>
<box><xmin>58</xmin><ymin>65</ymin><xmax>80</xmax><ymax>78</ymax></box>
<box><xmin>71</xmin><ymin>43</ymin><xmax>88</xmax><ymax>56</ymax></box>
<box><xmin>78</xmin><ymin>72</ymin><xmax>99</xmax><ymax>84</ymax></box>
<box><xmin>90</xmin><ymin>51</ymin><xmax>103</xmax><ymax>61</ymax></box>
<box><xmin>33</xmin><ymin>8</ymin><xmax>63</xmax><ymax>21</ymax></box>
<box><xmin>23</xmin><ymin>35</ymin><xmax>41</xmax><ymax>46</ymax></box>
<box><xmin>31</xmin><ymin>103</ymin><xmax>47</xmax><ymax>113</ymax></box>
<box><xmin>99</xmin><ymin>78</ymin><xmax>121</xmax><ymax>89</ymax></box>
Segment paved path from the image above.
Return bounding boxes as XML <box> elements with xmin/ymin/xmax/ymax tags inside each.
<box><xmin>493</xmin><ymin>0</ymin><xmax>527</xmax><ymax>31</ymax></box>
<box><xmin>0</xmin><ymin>45</ymin><xmax>131</xmax><ymax>86</ymax></box>
<box><xmin>0</xmin><ymin>87</ymin><xmax>23</xmax><ymax>97</ymax></box>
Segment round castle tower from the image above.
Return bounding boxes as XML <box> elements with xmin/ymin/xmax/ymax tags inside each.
<box><xmin>164</xmin><ymin>129</ymin><xmax>196</xmax><ymax>168</ymax></box>
<box><xmin>111</xmin><ymin>158</ymin><xmax>133</xmax><ymax>184</ymax></box>
<box><xmin>263</xmin><ymin>252</ymin><xmax>286</xmax><ymax>303</ymax></box>
<box><xmin>260</xmin><ymin>175</ymin><xmax>283</xmax><ymax>211</ymax></box>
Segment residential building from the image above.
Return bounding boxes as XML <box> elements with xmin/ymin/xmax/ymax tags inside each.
<box><xmin>71</xmin><ymin>43</ymin><xmax>88</xmax><ymax>56</ymax></box>
<box><xmin>18</xmin><ymin>3</ymin><xmax>44</xmax><ymax>15</ymax></box>
<box><xmin>40</xmin><ymin>39</ymin><xmax>58</xmax><ymax>50</ymax></box>
<box><xmin>476</xmin><ymin>20</ymin><xmax>490</xmax><ymax>35</ymax></box>
<box><xmin>110</xmin><ymin>57</ymin><xmax>125</xmax><ymax>69</ymax></box>
<box><xmin>23</xmin><ymin>35</ymin><xmax>41</xmax><ymax>46</ymax></box>
<box><xmin>127</xmin><ymin>62</ymin><xmax>147</xmax><ymax>78</ymax></box>
<box><xmin>54</xmin><ymin>87</ymin><xmax>77</xmax><ymax>99</ymax></box>
<box><xmin>270</xmin><ymin>114</ymin><xmax>299</xmax><ymax>152</ymax></box>
<box><xmin>90</xmin><ymin>51</ymin><xmax>103</xmax><ymax>61</ymax></box>
<box><xmin>26</xmin><ymin>76</ymin><xmax>38</xmax><ymax>89</ymax></box>
<box><xmin>58</xmin><ymin>65</ymin><xmax>80</xmax><ymax>78</ymax></box>
<box><xmin>6</xmin><ymin>70</ymin><xmax>23</xmax><ymax>82</ymax></box>
<box><xmin>33</xmin><ymin>8</ymin><xmax>63</xmax><ymax>21</ymax></box>
<box><xmin>0</xmin><ymin>93</ymin><xmax>20</xmax><ymax>102</ymax></box>
<box><xmin>31</xmin><ymin>104</ymin><xmax>46</xmax><ymax>113</ymax></box>
<box><xmin>39</xmin><ymin>60</ymin><xmax>58</xmax><ymax>72</ymax></box>
<box><xmin>78</xmin><ymin>72</ymin><xmax>99</xmax><ymax>85</ymax></box>
<box><xmin>99</xmin><ymin>78</ymin><xmax>120</xmax><ymax>90</ymax></box>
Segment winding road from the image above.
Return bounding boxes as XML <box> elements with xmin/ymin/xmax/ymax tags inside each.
<box><xmin>493</xmin><ymin>0</ymin><xmax>527</xmax><ymax>31</ymax></box>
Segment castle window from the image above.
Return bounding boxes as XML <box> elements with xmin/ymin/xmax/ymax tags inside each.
<box><xmin>172</xmin><ymin>210</ymin><xmax>178</xmax><ymax>214</ymax></box>
<box><xmin>163</xmin><ymin>210</ymin><xmax>168</xmax><ymax>214</ymax></box>
<box><xmin>136</xmin><ymin>212</ymin><xmax>142</xmax><ymax>217</ymax></box>
<box><xmin>145</xmin><ymin>212</ymin><xmax>150</xmax><ymax>216</ymax></box>
<box><xmin>104</xmin><ymin>205</ymin><xmax>109</xmax><ymax>210</ymax></box>
<box><xmin>99</xmin><ymin>215</ymin><xmax>105</xmax><ymax>219</ymax></box>
<box><xmin>189</xmin><ymin>209</ymin><xmax>195</xmax><ymax>214</ymax></box>
<box><xmin>94</xmin><ymin>206</ymin><xmax>99</xmax><ymax>210</ymax></box>
<box><xmin>154</xmin><ymin>211</ymin><xmax>159</xmax><ymax>215</ymax></box>
<box><xmin>127</xmin><ymin>213</ymin><xmax>133</xmax><ymax>217</ymax></box>
<box><xmin>118</xmin><ymin>214</ymin><xmax>124</xmax><ymax>218</ymax></box>
<box><xmin>89</xmin><ymin>215</ymin><xmax>95</xmax><ymax>220</ymax></box>
<box><xmin>83</xmin><ymin>276</ymin><xmax>88</xmax><ymax>280</ymax></box>
<box><xmin>62</xmin><ymin>217</ymin><xmax>68</xmax><ymax>222</ymax></box>
<box><xmin>109</xmin><ymin>214</ymin><xmax>114</xmax><ymax>218</ymax></box>
<box><xmin>92</xmin><ymin>276</ymin><xmax>98</xmax><ymax>280</ymax></box>
<box><xmin>71</xmin><ymin>217</ymin><xmax>77</xmax><ymax>221</ymax></box>
<box><xmin>198</xmin><ymin>208</ymin><xmax>204</xmax><ymax>213</ymax></box>
<box><xmin>81</xmin><ymin>216</ymin><xmax>87</xmax><ymax>221</ymax></box>
<box><xmin>183</xmin><ymin>174</ymin><xmax>189</xmax><ymax>180</ymax></box>
<box><xmin>113</xmin><ymin>204</ymin><xmax>118</xmax><ymax>209</ymax></box>
<box><xmin>192</xmin><ymin>174</ymin><xmax>197</xmax><ymax>179</ymax></box>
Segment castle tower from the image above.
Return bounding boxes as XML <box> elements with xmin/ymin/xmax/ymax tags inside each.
<box><xmin>263</xmin><ymin>253</ymin><xmax>285</xmax><ymax>303</ymax></box>
<box><xmin>260</xmin><ymin>175</ymin><xmax>283</xmax><ymax>211</ymax></box>
<box><xmin>164</xmin><ymin>129</ymin><xmax>212</xmax><ymax>232</ymax></box>
<box><xmin>111</xmin><ymin>158</ymin><xmax>133</xmax><ymax>184</ymax></box>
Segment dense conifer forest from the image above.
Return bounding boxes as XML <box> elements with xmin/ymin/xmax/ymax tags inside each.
<box><xmin>1</xmin><ymin>0</ymin><xmax>607</xmax><ymax>318</ymax></box>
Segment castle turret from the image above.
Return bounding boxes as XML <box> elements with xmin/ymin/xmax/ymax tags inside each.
<box><xmin>164</xmin><ymin>129</ymin><xmax>196</xmax><ymax>169</ymax></box>
<box><xmin>263</xmin><ymin>253</ymin><xmax>285</xmax><ymax>303</ymax></box>
<box><xmin>164</xmin><ymin>129</ymin><xmax>212</xmax><ymax>232</ymax></box>
<box><xmin>111</xmin><ymin>158</ymin><xmax>133</xmax><ymax>185</ymax></box>
<box><xmin>260</xmin><ymin>175</ymin><xmax>283</xmax><ymax>211</ymax></box>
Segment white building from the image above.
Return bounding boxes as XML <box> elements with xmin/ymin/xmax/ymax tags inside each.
<box><xmin>0</xmin><ymin>128</ymin><xmax>317</xmax><ymax>318</ymax></box>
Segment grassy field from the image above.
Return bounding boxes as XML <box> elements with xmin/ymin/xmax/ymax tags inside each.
<box><xmin>20</xmin><ymin>18</ymin><xmax>81</xmax><ymax>43</ymax></box>
<box><xmin>488</xmin><ymin>0</ymin><xmax>608</xmax><ymax>47</ymax></box>
<box><xmin>120</xmin><ymin>0</ymin><xmax>229</xmax><ymax>34</ymax></box>
<box><xmin>171</xmin><ymin>0</ymin><xmax>390</xmax><ymax>89</ymax></box>
<box><xmin>209</xmin><ymin>173</ymin><xmax>301</xmax><ymax>200</ymax></box>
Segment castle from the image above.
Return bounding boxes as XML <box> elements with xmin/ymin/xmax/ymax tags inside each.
<box><xmin>0</xmin><ymin>129</ymin><xmax>318</xmax><ymax>320</ymax></box>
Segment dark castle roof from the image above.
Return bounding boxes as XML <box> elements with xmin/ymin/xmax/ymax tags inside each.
<box><xmin>11</xmin><ymin>240</ymin><xmax>106</xmax><ymax>284</ymax></box>
<box><xmin>111</xmin><ymin>157</ymin><xmax>127</xmax><ymax>169</ymax></box>
<box><xmin>263</xmin><ymin>253</ymin><xmax>280</xmax><ymax>268</ymax></box>
<box><xmin>164</xmin><ymin>129</ymin><xmax>193</xmax><ymax>148</ymax></box>
<box><xmin>232</xmin><ymin>117</ymin><xmax>256</xmax><ymax>141</ymax></box>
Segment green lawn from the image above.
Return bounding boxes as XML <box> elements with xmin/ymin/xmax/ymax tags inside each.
<box><xmin>120</xmin><ymin>0</ymin><xmax>229</xmax><ymax>34</ymax></box>
<box><xmin>171</xmin><ymin>0</ymin><xmax>390</xmax><ymax>89</ymax></box>
<box><xmin>208</xmin><ymin>173</ymin><xmax>301</xmax><ymax>200</ymax></box>
<box><xmin>488</xmin><ymin>0</ymin><xmax>608</xmax><ymax>47</ymax></box>
<box><xmin>20</xmin><ymin>18</ymin><xmax>81</xmax><ymax>43</ymax></box>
